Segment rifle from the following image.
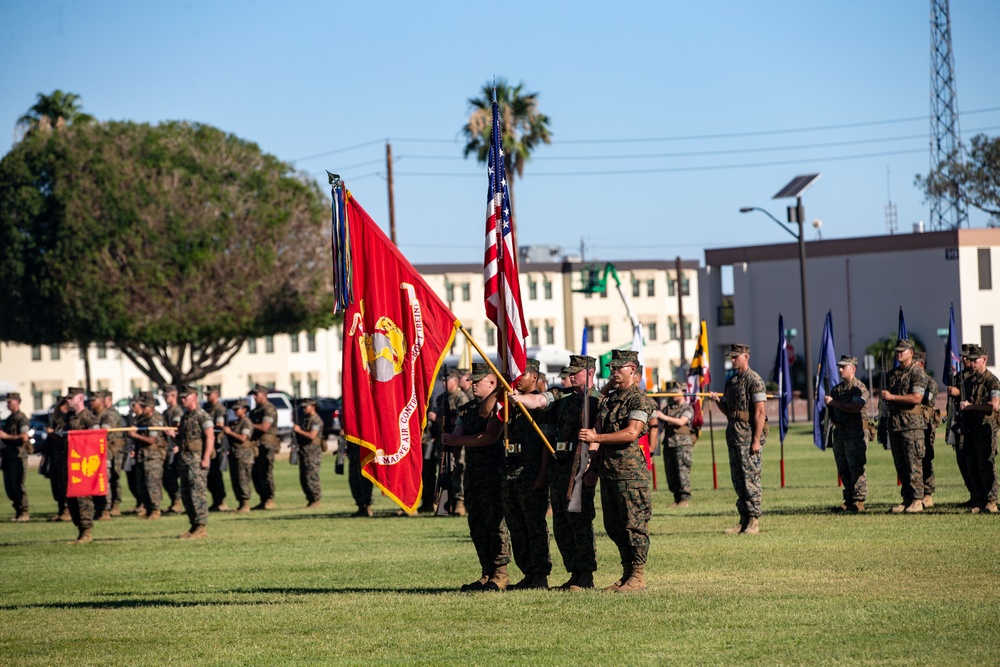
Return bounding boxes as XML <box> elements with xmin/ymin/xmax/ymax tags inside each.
<box><xmin>877</xmin><ymin>353</ymin><xmax>889</xmax><ymax>449</ymax></box>
<box><xmin>434</xmin><ymin>367</ymin><xmax>453</xmax><ymax>516</ymax></box>
<box><xmin>950</xmin><ymin>368</ymin><xmax>966</xmax><ymax>447</ymax></box>
<box><xmin>289</xmin><ymin>412</ymin><xmax>301</xmax><ymax>466</ymax></box>
<box><xmin>567</xmin><ymin>359</ymin><xmax>592</xmax><ymax>512</ymax></box>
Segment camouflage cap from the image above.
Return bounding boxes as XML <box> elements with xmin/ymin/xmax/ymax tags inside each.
<box><xmin>565</xmin><ymin>354</ymin><xmax>597</xmax><ymax>374</ymax></box>
<box><xmin>665</xmin><ymin>381</ymin><xmax>683</xmax><ymax>392</ymax></box>
<box><xmin>5</xmin><ymin>392</ymin><xmax>21</xmax><ymax>402</ymax></box>
<box><xmin>249</xmin><ymin>383</ymin><xmax>270</xmax><ymax>395</ymax></box>
<box><xmin>233</xmin><ymin>399</ymin><xmax>250</xmax><ymax>410</ymax></box>
<box><xmin>894</xmin><ymin>338</ymin><xmax>915</xmax><ymax>352</ymax></box>
<box><xmin>162</xmin><ymin>385</ymin><xmax>178</xmax><ymax>394</ymax></box>
<box><xmin>89</xmin><ymin>389</ymin><xmax>110</xmax><ymax>401</ymax></box>
<box><xmin>446</xmin><ymin>368</ymin><xmax>463</xmax><ymax>380</ymax></box>
<box><xmin>470</xmin><ymin>362</ymin><xmax>493</xmax><ymax>382</ymax></box>
<box><xmin>837</xmin><ymin>355</ymin><xmax>859</xmax><ymax>367</ymax></box>
<box><xmin>204</xmin><ymin>385</ymin><xmax>221</xmax><ymax>395</ymax></box>
<box><xmin>139</xmin><ymin>392</ymin><xmax>156</xmax><ymax>408</ymax></box>
<box><xmin>177</xmin><ymin>385</ymin><xmax>197</xmax><ymax>399</ymax></box>
<box><xmin>961</xmin><ymin>343</ymin><xmax>974</xmax><ymax>354</ymax></box>
<box><xmin>523</xmin><ymin>358</ymin><xmax>540</xmax><ymax>375</ymax></box>
<box><xmin>66</xmin><ymin>387</ymin><xmax>86</xmax><ymax>398</ymax></box>
<box><xmin>963</xmin><ymin>345</ymin><xmax>987</xmax><ymax>359</ymax></box>
<box><xmin>914</xmin><ymin>350</ymin><xmax>927</xmax><ymax>362</ymax></box>
<box><xmin>606</xmin><ymin>349</ymin><xmax>640</xmax><ymax>368</ymax></box>
<box><xmin>729</xmin><ymin>344</ymin><xmax>750</xmax><ymax>356</ymax></box>
<box><xmin>559</xmin><ymin>366</ymin><xmax>572</xmax><ymax>378</ymax></box>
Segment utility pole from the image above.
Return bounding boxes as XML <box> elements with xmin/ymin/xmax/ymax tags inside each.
<box><xmin>385</xmin><ymin>142</ymin><xmax>397</xmax><ymax>244</ymax></box>
<box><xmin>675</xmin><ymin>256</ymin><xmax>686</xmax><ymax>366</ymax></box>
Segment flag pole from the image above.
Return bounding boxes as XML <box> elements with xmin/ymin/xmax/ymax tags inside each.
<box><xmin>459</xmin><ymin>324</ymin><xmax>555</xmax><ymax>454</ymax></box>
<box><xmin>708</xmin><ymin>404</ymin><xmax>717</xmax><ymax>490</ymax></box>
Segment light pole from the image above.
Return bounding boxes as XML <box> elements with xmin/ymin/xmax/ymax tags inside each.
<box><xmin>740</xmin><ymin>173</ymin><xmax>820</xmax><ymax>420</ymax></box>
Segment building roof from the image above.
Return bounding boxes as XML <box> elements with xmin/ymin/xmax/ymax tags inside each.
<box><xmin>414</xmin><ymin>259</ymin><xmax>702</xmax><ymax>274</ymax></box>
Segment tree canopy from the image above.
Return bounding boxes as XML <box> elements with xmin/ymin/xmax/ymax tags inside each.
<box><xmin>917</xmin><ymin>133</ymin><xmax>1000</xmax><ymax>221</ymax></box>
<box><xmin>0</xmin><ymin>118</ymin><xmax>335</xmax><ymax>386</ymax></box>
<box><xmin>16</xmin><ymin>89</ymin><xmax>95</xmax><ymax>138</ymax></box>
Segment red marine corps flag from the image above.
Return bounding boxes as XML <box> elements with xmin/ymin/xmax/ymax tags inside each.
<box><xmin>66</xmin><ymin>430</ymin><xmax>108</xmax><ymax>497</ymax></box>
<box><xmin>331</xmin><ymin>178</ymin><xmax>458</xmax><ymax>514</ymax></box>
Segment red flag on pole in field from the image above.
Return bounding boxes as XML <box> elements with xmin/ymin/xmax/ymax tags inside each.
<box><xmin>332</xmin><ymin>183</ymin><xmax>459</xmax><ymax>514</ymax></box>
<box><xmin>67</xmin><ymin>430</ymin><xmax>108</xmax><ymax>497</ymax></box>
<box><xmin>483</xmin><ymin>91</ymin><xmax>528</xmax><ymax>382</ymax></box>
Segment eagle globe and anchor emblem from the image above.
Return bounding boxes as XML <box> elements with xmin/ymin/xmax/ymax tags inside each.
<box><xmin>349</xmin><ymin>283</ymin><xmax>426</xmax><ymax>465</ymax></box>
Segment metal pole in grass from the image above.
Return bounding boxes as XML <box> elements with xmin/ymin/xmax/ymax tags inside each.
<box><xmin>708</xmin><ymin>405</ymin><xmax>717</xmax><ymax>490</ymax></box>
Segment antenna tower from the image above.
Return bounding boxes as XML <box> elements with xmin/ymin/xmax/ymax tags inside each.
<box><xmin>929</xmin><ymin>0</ymin><xmax>969</xmax><ymax>230</ymax></box>
<box><xmin>885</xmin><ymin>165</ymin><xmax>898</xmax><ymax>235</ymax></box>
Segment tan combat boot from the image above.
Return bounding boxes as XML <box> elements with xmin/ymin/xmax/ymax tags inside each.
<box><xmin>236</xmin><ymin>501</ymin><xmax>251</xmax><ymax>514</ymax></box>
<box><xmin>13</xmin><ymin>513</ymin><xmax>29</xmax><ymax>522</ymax></box>
<box><xmin>890</xmin><ymin>503</ymin><xmax>907</xmax><ymax>513</ymax></box>
<box><xmin>569</xmin><ymin>571</ymin><xmax>595</xmax><ymax>591</ymax></box>
<box><xmin>263</xmin><ymin>498</ymin><xmax>277</xmax><ymax>510</ymax></box>
<box><xmin>483</xmin><ymin>565</ymin><xmax>509</xmax><ymax>592</ymax></box>
<box><xmin>70</xmin><ymin>528</ymin><xmax>92</xmax><ymax>544</ymax></box>
<box><xmin>724</xmin><ymin>514</ymin><xmax>749</xmax><ymax>534</ymax></box>
<box><xmin>849</xmin><ymin>501</ymin><xmax>865</xmax><ymax>513</ymax></box>
<box><xmin>146</xmin><ymin>509</ymin><xmax>161</xmax><ymax>520</ymax></box>
<box><xmin>460</xmin><ymin>572</ymin><xmax>490</xmax><ymax>592</ymax></box>
<box><xmin>603</xmin><ymin>565</ymin><xmax>632</xmax><ymax>592</ymax></box>
<box><xmin>305</xmin><ymin>500</ymin><xmax>322</xmax><ymax>509</ymax></box>
<box><xmin>110</xmin><ymin>502</ymin><xmax>121</xmax><ymax>517</ymax></box>
<box><xmin>188</xmin><ymin>525</ymin><xmax>208</xmax><ymax>539</ymax></box>
<box><xmin>168</xmin><ymin>500</ymin><xmax>183</xmax><ymax>514</ymax></box>
<box><xmin>984</xmin><ymin>501</ymin><xmax>999</xmax><ymax>514</ymax></box>
<box><xmin>904</xmin><ymin>500</ymin><xmax>924</xmax><ymax>513</ymax></box>
<box><xmin>216</xmin><ymin>502</ymin><xmax>229</xmax><ymax>512</ymax></box>
<box><xmin>922</xmin><ymin>494</ymin><xmax>934</xmax><ymax>509</ymax></box>
<box><xmin>615</xmin><ymin>564</ymin><xmax>647</xmax><ymax>593</ymax></box>
<box><xmin>558</xmin><ymin>572</ymin><xmax>579</xmax><ymax>589</ymax></box>
<box><xmin>134</xmin><ymin>505</ymin><xmax>147</xmax><ymax>518</ymax></box>
<box><xmin>744</xmin><ymin>517</ymin><xmax>760</xmax><ymax>534</ymax></box>
<box><xmin>97</xmin><ymin>510</ymin><xmax>111</xmax><ymax>521</ymax></box>
<box><xmin>452</xmin><ymin>499</ymin><xmax>467</xmax><ymax>517</ymax></box>
<box><xmin>177</xmin><ymin>528</ymin><xmax>193</xmax><ymax>539</ymax></box>
<box><xmin>675</xmin><ymin>499</ymin><xmax>689</xmax><ymax>508</ymax></box>
<box><xmin>57</xmin><ymin>509</ymin><xmax>71</xmax><ymax>522</ymax></box>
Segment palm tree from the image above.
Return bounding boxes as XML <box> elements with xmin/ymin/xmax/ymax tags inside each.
<box><xmin>16</xmin><ymin>89</ymin><xmax>95</xmax><ymax>138</ymax></box>
<box><xmin>462</xmin><ymin>79</ymin><xmax>552</xmax><ymax>241</ymax></box>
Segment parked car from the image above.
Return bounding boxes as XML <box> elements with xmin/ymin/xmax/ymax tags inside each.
<box><xmin>223</xmin><ymin>392</ymin><xmax>293</xmax><ymax>439</ymax></box>
<box><xmin>114</xmin><ymin>394</ymin><xmax>166</xmax><ymax>417</ymax></box>
<box><xmin>29</xmin><ymin>410</ymin><xmax>51</xmax><ymax>456</ymax></box>
<box><xmin>293</xmin><ymin>396</ymin><xmax>342</xmax><ymax>437</ymax></box>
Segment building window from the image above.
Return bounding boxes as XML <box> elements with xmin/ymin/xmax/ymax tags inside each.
<box><xmin>248</xmin><ymin>339</ymin><xmax>257</xmax><ymax>354</ymax></box>
<box><xmin>307</xmin><ymin>331</ymin><xmax>317</xmax><ymax>352</ymax></box>
<box><xmin>599</xmin><ymin>285</ymin><xmax>607</xmax><ymax>299</ymax></box>
<box><xmin>461</xmin><ymin>283</ymin><xmax>471</xmax><ymax>301</ymax></box>
<box><xmin>446</xmin><ymin>282</ymin><xmax>455</xmax><ymax>302</ymax></box>
<box><xmin>684</xmin><ymin>321</ymin><xmax>693</xmax><ymax>340</ymax></box>
<box><xmin>545</xmin><ymin>323</ymin><xmax>555</xmax><ymax>345</ymax></box>
<box><xmin>600</xmin><ymin>324</ymin><xmax>610</xmax><ymax>342</ymax></box>
<box><xmin>31</xmin><ymin>345</ymin><xmax>41</xmax><ymax>361</ymax></box>
<box><xmin>291</xmin><ymin>377</ymin><xmax>301</xmax><ymax>398</ymax></box>
<box><xmin>97</xmin><ymin>342</ymin><xmax>107</xmax><ymax>359</ymax></box>
<box><xmin>632</xmin><ymin>278</ymin><xmax>640</xmax><ymax>298</ymax></box>
<box><xmin>528</xmin><ymin>280</ymin><xmax>538</xmax><ymax>300</ymax></box>
<box><xmin>646</xmin><ymin>279</ymin><xmax>655</xmax><ymax>297</ymax></box>
<box><xmin>309</xmin><ymin>377</ymin><xmax>318</xmax><ymax>397</ymax></box>
<box><xmin>290</xmin><ymin>333</ymin><xmax>300</xmax><ymax>353</ymax></box>
<box><xmin>668</xmin><ymin>275</ymin><xmax>691</xmax><ymax>297</ymax></box>
<box><xmin>529</xmin><ymin>321</ymin><xmax>540</xmax><ymax>345</ymax></box>
<box><xmin>543</xmin><ymin>280</ymin><xmax>553</xmax><ymax>300</ymax></box>
<box><xmin>265</xmin><ymin>336</ymin><xmax>274</xmax><ymax>354</ymax></box>
<box><xmin>982</xmin><ymin>325</ymin><xmax>996</xmax><ymax>366</ymax></box>
<box><xmin>486</xmin><ymin>326</ymin><xmax>496</xmax><ymax>347</ymax></box>
<box><xmin>587</xmin><ymin>326</ymin><xmax>595</xmax><ymax>344</ymax></box>
<box><xmin>979</xmin><ymin>248</ymin><xmax>992</xmax><ymax>290</ymax></box>
<box><xmin>50</xmin><ymin>345</ymin><xmax>60</xmax><ymax>361</ymax></box>
<box><xmin>32</xmin><ymin>384</ymin><xmax>43</xmax><ymax>411</ymax></box>
<box><xmin>648</xmin><ymin>322</ymin><xmax>657</xmax><ymax>341</ymax></box>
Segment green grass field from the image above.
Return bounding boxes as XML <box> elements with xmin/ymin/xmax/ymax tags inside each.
<box><xmin>1</xmin><ymin>424</ymin><xmax>998</xmax><ymax>666</ymax></box>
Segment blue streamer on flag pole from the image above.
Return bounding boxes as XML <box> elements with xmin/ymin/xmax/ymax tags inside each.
<box><xmin>813</xmin><ymin>311</ymin><xmax>839</xmax><ymax>450</ymax></box>
<box><xmin>773</xmin><ymin>314</ymin><xmax>792</xmax><ymax>445</ymax></box>
<box><xmin>944</xmin><ymin>303</ymin><xmax>960</xmax><ymax>383</ymax></box>
<box><xmin>894</xmin><ymin>307</ymin><xmax>908</xmax><ymax>368</ymax></box>
<box><xmin>581</xmin><ymin>324</ymin><xmax>588</xmax><ymax>356</ymax></box>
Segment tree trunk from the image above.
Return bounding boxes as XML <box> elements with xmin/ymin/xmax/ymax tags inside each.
<box><xmin>80</xmin><ymin>341</ymin><xmax>92</xmax><ymax>392</ymax></box>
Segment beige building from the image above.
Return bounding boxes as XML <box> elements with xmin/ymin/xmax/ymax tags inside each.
<box><xmin>1</xmin><ymin>258</ymin><xmax>701</xmax><ymax>412</ymax></box>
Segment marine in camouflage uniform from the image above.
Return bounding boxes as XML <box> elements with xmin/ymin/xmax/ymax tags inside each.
<box><xmin>174</xmin><ymin>386</ymin><xmax>215</xmax><ymax>538</ymax></box>
<box><xmin>223</xmin><ymin>400</ymin><xmax>256</xmax><ymax>513</ymax></box>
<box><xmin>100</xmin><ymin>391</ymin><xmax>128</xmax><ymax>516</ymax></box>
<box><xmin>205</xmin><ymin>387</ymin><xmax>229</xmax><ymax>511</ymax></box>
<box><xmin>914</xmin><ymin>352</ymin><xmax>939</xmax><ymax>507</ymax></box>
<box><xmin>654</xmin><ymin>382</ymin><xmax>695</xmax><ymax>507</ymax></box>
<box><xmin>426</xmin><ymin>370</ymin><xmax>470</xmax><ymax>514</ymax></box>
<box><xmin>132</xmin><ymin>394</ymin><xmax>167</xmax><ymax>519</ymax></box>
<box><xmin>825</xmin><ymin>356</ymin><xmax>871</xmax><ymax>512</ymax></box>
<box><xmin>293</xmin><ymin>398</ymin><xmax>325</xmax><ymax>508</ymax></box>
<box><xmin>122</xmin><ymin>398</ymin><xmax>144</xmax><ymax>513</ymax></box>
<box><xmin>502</xmin><ymin>359</ymin><xmax>553</xmax><ymax>589</ymax></box>
<box><xmin>441</xmin><ymin>363</ymin><xmax>511</xmax><ymax>592</ymax></box>
<box><xmin>64</xmin><ymin>387</ymin><xmax>100</xmax><ymax>543</ymax></box>
<box><xmin>580</xmin><ymin>349</ymin><xmax>653</xmax><ymax>593</ymax></box>
<box><xmin>947</xmin><ymin>347</ymin><xmax>977</xmax><ymax>505</ymax></box>
<box><xmin>90</xmin><ymin>392</ymin><xmax>119</xmax><ymax>520</ymax></box>
<box><xmin>542</xmin><ymin>355</ymin><xmax>599</xmax><ymax>590</ymax></box>
<box><xmin>881</xmin><ymin>339</ymin><xmax>929</xmax><ymax>513</ymax></box>
<box><xmin>46</xmin><ymin>399</ymin><xmax>71</xmax><ymax>521</ymax></box>
<box><xmin>714</xmin><ymin>344</ymin><xmax>767</xmax><ymax>534</ymax></box>
<box><xmin>249</xmin><ymin>384</ymin><xmax>280</xmax><ymax>509</ymax></box>
<box><xmin>161</xmin><ymin>386</ymin><xmax>184</xmax><ymax>513</ymax></box>
<box><xmin>1</xmin><ymin>392</ymin><xmax>32</xmax><ymax>521</ymax></box>
<box><xmin>958</xmin><ymin>345</ymin><xmax>1000</xmax><ymax>513</ymax></box>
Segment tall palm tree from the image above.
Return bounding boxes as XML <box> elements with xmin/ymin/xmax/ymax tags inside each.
<box><xmin>462</xmin><ymin>79</ymin><xmax>551</xmax><ymax>241</ymax></box>
<box><xmin>16</xmin><ymin>89</ymin><xmax>95</xmax><ymax>137</ymax></box>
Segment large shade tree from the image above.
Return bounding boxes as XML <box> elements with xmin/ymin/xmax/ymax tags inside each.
<box><xmin>0</xmin><ymin>118</ymin><xmax>335</xmax><ymax>387</ymax></box>
<box><xmin>461</xmin><ymin>78</ymin><xmax>552</xmax><ymax>243</ymax></box>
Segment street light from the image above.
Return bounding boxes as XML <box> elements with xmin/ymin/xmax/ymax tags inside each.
<box><xmin>740</xmin><ymin>173</ymin><xmax>821</xmax><ymax>420</ymax></box>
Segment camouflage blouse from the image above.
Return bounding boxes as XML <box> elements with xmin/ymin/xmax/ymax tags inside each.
<box><xmin>661</xmin><ymin>402</ymin><xmax>695</xmax><ymax>448</ymax></box>
<box><xmin>829</xmin><ymin>376</ymin><xmax>869</xmax><ymax>435</ymax></box>
<box><xmin>886</xmin><ymin>362</ymin><xmax>927</xmax><ymax>432</ymax></box>
<box><xmin>456</xmin><ymin>399</ymin><xmax>503</xmax><ymax>471</ymax></box>
<box><xmin>136</xmin><ymin>412</ymin><xmax>166</xmax><ymax>451</ymax></box>
<box><xmin>595</xmin><ymin>384</ymin><xmax>651</xmax><ymax>481</ymax></box>
<box><xmin>722</xmin><ymin>368</ymin><xmax>768</xmax><ymax>445</ymax></box>
<box><xmin>98</xmin><ymin>408</ymin><xmax>125</xmax><ymax>450</ymax></box>
<box><xmin>2</xmin><ymin>410</ymin><xmax>31</xmax><ymax>455</ymax></box>
<box><xmin>962</xmin><ymin>369</ymin><xmax>1000</xmax><ymax>430</ymax></box>
<box><xmin>177</xmin><ymin>407</ymin><xmax>213</xmax><ymax>453</ymax></box>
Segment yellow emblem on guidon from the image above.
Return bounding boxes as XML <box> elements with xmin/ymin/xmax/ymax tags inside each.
<box><xmin>360</xmin><ymin>315</ymin><xmax>406</xmax><ymax>382</ymax></box>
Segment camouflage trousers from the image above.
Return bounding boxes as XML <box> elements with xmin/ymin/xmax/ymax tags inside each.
<box><xmin>465</xmin><ymin>462</ymin><xmax>511</xmax><ymax>573</ymax></box>
<box><xmin>600</xmin><ymin>477</ymin><xmax>651</xmax><ymax>567</ymax></box>
<box><xmin>298</xmin><ymin>444</ymin><xmax>323</xmax><ymax>503</ymax></box>
<box><xmin>347</xmin><ymin>444</ymin><xmax>373</xmax><ymax>508</ymax></box>
<box><xmin>179</xmin><ymin>451</ymin><xmax>208</xmax><ymax>528</ymax></box>
<box><xmin>207</xmin><ymin>449</ymin><xmax>227</xmax><ymax>507</ymax></box>
<box><xmin>163</xmin><ymin>448</ymin><xmax>179</xmax><ymax>503</ymax></box>
<box><xmin>728</xmin><ymin>444</ymin><xmax>763</xmax><ymax>518</ymax></box>
<box><xmin>108</xmin><ymin>445</ymin><xmax>126</xmax><ymax>507</ymax></box>
<box><xmin>1</xmin><ymin>449</ymin><xmax>28</xmax><ymax>515</ymax></box>
<box><xmin>548</xmin><ymin>455</ymin><xmax>597</xmax><ymax>573</ymax></box>
<box><xmin>922</xmin><ymin>428</ymin><xmax>936</xmax><ymax>495</ymax></box>
<box><xmin>48</xmin><ymin>439</ymin><xmax>68</xmax><ymax>514</ymax></box>
<box><xmin>229</xmin><ymin>446</ymin><xmax>255</xmax><ymax>502</ymax></box>
<box><xmin>452</xmin><ymin>446</ymin><xmax>466</xmax><ymax>503</ymax></box>
<box><xmin>68</xmin><ymin>495</ymin><xmax>95</xmax><ymax>531</ymax></box>
<box><xmin>965</xmin><ymin>423</ymin><xmax>998</xmax><ymax>505</ymax></box>
<box><xmin>663</xmin><ymin>445</ymin><xmax>693</xmax><ymax>502</ymax></box>
<box><xmin>889</xmin><ymin>429</ymin><xmax>925</xmax><ymax>503</ymax></box>
<box><xmin>501</xmin><ymin>462</ymin><xmax>551</xmax><ymax>577</ymax></box>
<box><xmin>955</xmin><ymin>435</ymin><xmax>975</xmax><ymax>499</ymax></box>
<box><xmin>832</xmin><ymin>431</ymin><xmax>868</xmax><ymax>503</ymax></box>
<box><xmin>137</xmin><ymin>449</ymin><xmax>164</xmax><ymax>512</ymax></box>
<box><xmin>251</xmin><ymin>441</ymin><xmax>278</xmax><ymax>502</ymax></box>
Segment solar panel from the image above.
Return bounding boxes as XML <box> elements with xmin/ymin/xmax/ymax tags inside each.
<box><xmin>773</xmin><ymin>173</ymin><xmax>821</xmax><ymax>199</ymax></box>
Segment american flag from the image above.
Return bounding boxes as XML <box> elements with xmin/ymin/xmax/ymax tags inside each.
<box><xmin>483</xmin><ymin>94</ymin><xmax>527</xmax><ymax>381</ymax></box>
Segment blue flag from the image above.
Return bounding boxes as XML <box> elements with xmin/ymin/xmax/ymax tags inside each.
<box><xmin>894</xmin><ymin>307</ymin><xmax>908</xmax><ymax>368</ymax></box>
<box><xmin>581</xmin><ymin>324</ymin><xmax>588</xmax><ymax>356</ymax></box>
<box><xmin>773</xmin><ymin>314</ymin><xmax>792</xmax><ymax>444</ymax></box>
<box><xmin>813</xmin><ymin>311</ymin><xmax>839</xmax><ymax>450</ymax></box>
<box><xmin>944</xmin><ymin>303</ymin><xmax>959</xmax><ymax>384</ymax></box>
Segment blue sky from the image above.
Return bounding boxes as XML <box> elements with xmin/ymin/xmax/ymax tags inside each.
<box><xmin>1</xmin><ymin>0</ymin><xmax>998</xmax><ymax>264</ymax></box>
